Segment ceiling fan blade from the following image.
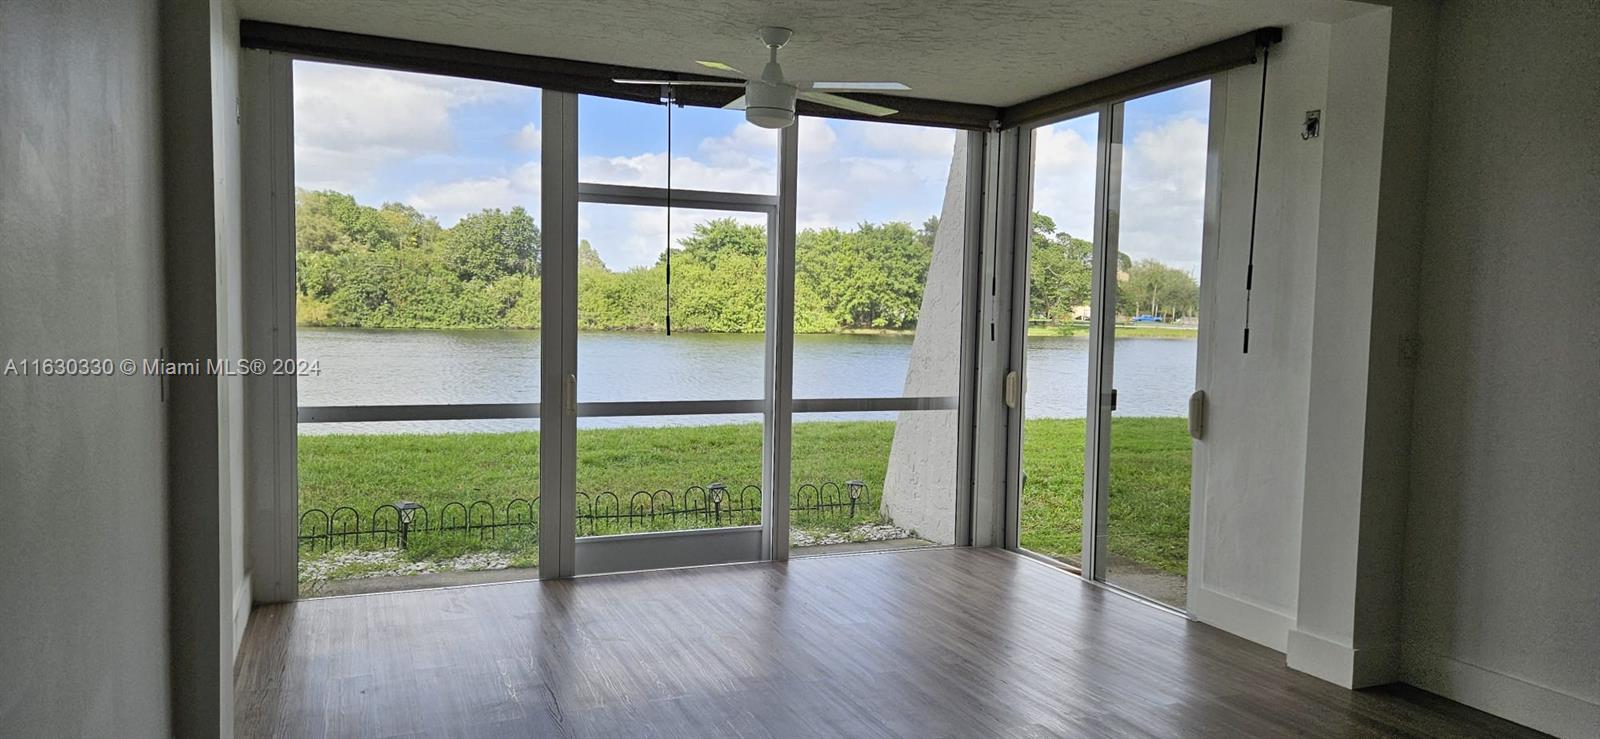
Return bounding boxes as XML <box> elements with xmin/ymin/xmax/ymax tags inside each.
<box><xmin>722</xmin><ymin>95</ymin><xmax>747</xmax><ymax>111</ymax></box>
<box><xmin>696</xmin><ymin>60</ymin><xmax>745</xmax><ymax>75</ymax></box>
<box><xmin>798</xmin><ymin>91</ymin><xmax>897</xmax><ymax>117</ymax></box>
<box><xmin>807</xmin><ymin>81</ymin><xmax>910</xmax><ymax>91</ymax></box>
<box><xmin>612</xmin><ymin>79</ymin><xmax>747</xmax><ymax>87</ymax></box>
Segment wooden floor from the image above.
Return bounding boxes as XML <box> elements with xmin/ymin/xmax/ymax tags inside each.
<box><xmin>235</xmin><ymin>548</ymin><xmax>1543</xmax><ymax>738</ymax></box>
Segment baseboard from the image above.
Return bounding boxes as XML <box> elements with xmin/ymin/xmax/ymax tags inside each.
<box><xmin>1190</xmin><ymin>586</ymin><xmax>1293</xmax><ymax>652</ymax></box>
<box><xmin>232</xmin><ymin>571</ymin><xmax>253</xmax><ymax>658</ymax></box>
<box><xmin>1404</xmin><ymin>650</ymin><xmax>1600</xmax><ymax>738</ymax></box>
<box><xmin>1287</xmin><ymin>628</ymin><xmax>1398</xmax><ymax>688</ymax></box>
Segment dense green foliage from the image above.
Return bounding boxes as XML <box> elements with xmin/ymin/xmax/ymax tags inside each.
<box><xmin>1027</xmin><ymin>213</ymin><xmax>1095</xmax><ymax>321</ymax></box>
<box><xmin>294</xmin><ymin>189</ymin><xmax>1197</xmax><ymax>331</ymax></box>
<box><xmin>1118</xmin><ymin>258</ymin><xmax>1200</xmax><ymax>321</ymax></box>
<box><xmin>295</xmin><ymin>190</ymin><xmax>541</xmax><ymax>328</ymax></box>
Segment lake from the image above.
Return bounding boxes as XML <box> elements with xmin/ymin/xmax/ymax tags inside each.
<box><xmin>297</xmin><ymin>328</ymin><xmax>1196</xmax><ymax>433</ymax></box>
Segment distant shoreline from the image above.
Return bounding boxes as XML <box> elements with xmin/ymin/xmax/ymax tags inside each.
<box><xmin>297</xmin><ymin>323</ymin><xmax>1200</xmax><ymax>339</ymax></box>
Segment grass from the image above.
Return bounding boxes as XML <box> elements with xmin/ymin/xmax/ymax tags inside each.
<box><xmin>1018</xmin><ymin>417</ymin><xmax>1193</xmax><ymax>574</ymax></box>
<box><xmin>1027</xmin><ymin>321</ymin><xmax>1199</xmax><ymax>339</ymax></box>
<box><xmin>297</xmin><ymin>421</ymin><xmax>899</xmax><ymax>578</ymax></box>
<box><xmin>297</xmin><ymin>417</ymin><xmax>1192</xmax><ymax>583</ymax></box>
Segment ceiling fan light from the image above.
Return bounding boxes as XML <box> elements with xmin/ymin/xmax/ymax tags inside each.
<box><xmin>746</xmin><ymin>106</ymin><xmax>794</xmax><ymax>129</ymax></box>
<box><xmin>744</xmin><ymin>80</ymin><xmax>797</xmax><ymax>128</ymax></box>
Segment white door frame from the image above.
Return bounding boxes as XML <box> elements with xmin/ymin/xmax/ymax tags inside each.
<box><xmin>1004</xmin><ymin>79</ymin><xmax>1220</xmax><ymax>606</ymax></box>
<box><xmin>540</xmin><ymin>105</ymin><xmax>797</xmax><ymax>576</ymax></box>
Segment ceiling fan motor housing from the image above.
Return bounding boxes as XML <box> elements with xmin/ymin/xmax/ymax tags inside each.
<box><xmin>745</xmin><ymin>80</ymin><xmax>797</xmax><ymax>128</ymax></box>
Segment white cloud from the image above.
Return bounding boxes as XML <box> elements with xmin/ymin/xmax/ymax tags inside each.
<box><xmin>513</xmin><ymin>123</ymin><xmax>541</xmax><ymax>154</ymax></box>
<box><xmin>859</xmin><ymin>123</ymin><xmax>956</xmax><ymax>158</ymax></box>
<box><xmin>794</xmin><ymin>118</ymin><xmax>956</xmax><ymax>230</ymax></box>
<box><xmin>573</xmin><ymin>115</ymin><xmax>952</xmax><ymax>262</ymax></box>
<box><xmin>580</xmin><ymin>151</ymin><xmax>775</xmax><ymax>194</ymax></box>
<box><xmin>1026</xmin><ymin>115</ymin><xmax>1209</xmax><ymax>274</ymax></box>
<box><xmin>700</xmin><ymin>122</ymin><xmax>782</xmax><ymax>158</ymax></box>
<box><xmin>1119</xmin><ymin>117</ymin><xmax>1209</xmax><ymax>273</ymax></box>
<box><xmin>579</xmin><ymin>205</ymin><xmax>766</xmax><ymax>272</ymax></box>
<box><xmin>575</xmin><ymin>147</ymin><xmax>775</xmax><ymax>270</ymax></box>
<box><xmin>292</xmin><ymin>61</ymin><xmax>520</xmax><ymax>192</ymax></box>
<box><xmin>798</xmin><ymin>118</ymin><xmax>838</xmax><ymax>156</ymax></box>
<box><xmin>1031</xmin><ymin>121</ymin><xmax>1099</xmax><ymax>240</ymax></box>
<box><xmin>406</xmin><ymin>161</ymin><xmax>540</xmax><ymax>225</ymax></box>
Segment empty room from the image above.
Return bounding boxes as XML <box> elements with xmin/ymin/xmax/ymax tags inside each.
<box><xmin>3</xmin><ymin>0</ymin><xmax>1597</xmax><ymax>736</ymax></box>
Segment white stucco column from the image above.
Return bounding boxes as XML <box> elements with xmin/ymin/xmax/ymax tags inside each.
<box><xmin>881</xmin><ymin>136</ymin><xmax>967</xmax><ymax>544</ymax></box>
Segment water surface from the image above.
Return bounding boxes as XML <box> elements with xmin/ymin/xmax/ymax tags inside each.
<box><xmin>297</xmin><ymin>328</ymin><xmax>1196</xmax><ymax>433</ymax></box>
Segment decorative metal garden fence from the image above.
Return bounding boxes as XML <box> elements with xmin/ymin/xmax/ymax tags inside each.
<box><xmin>298</xmin><ymin>481</ymin><xmax>868</xmax><ymax>553</ymax></box>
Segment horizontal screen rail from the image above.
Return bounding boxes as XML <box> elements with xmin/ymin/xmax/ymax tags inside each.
<box><xmin>577</xmin><ymin>183</ymin><xmax>778</xmax><ymax>213</ymax></box>
<box><xmin>792</xmin><ymin>396</ymin><xmax>958</xmax><ymax>413</ymax></box>
<box><xmin>575</xmin><ymin>399</ymin><xmax>766</xmax><ymax>417</ymax></box>
<box><xmin>298</xmin><ymin>403</ymin><xmax>540</xmax><ymax>423</ymax></box>
<box><xmin>296</xmin><ymin>396</ymin><xmax>954</xmax><ymax>423</ymax></box>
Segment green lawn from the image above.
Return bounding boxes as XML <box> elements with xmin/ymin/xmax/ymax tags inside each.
<box><xmin>1027</xmin><ymin>321</ymin><xmax>1199</xmax><ymax>339</ymax></box>
<box><xmin>298</xmin><ymin>417</ymin><xmax>1192</xmax><ymax>582</ymax></box>
<box><xmin>1018</xmin><ymin>417</ymin><xmax>1193</xmax><ymax>574</ymax></box>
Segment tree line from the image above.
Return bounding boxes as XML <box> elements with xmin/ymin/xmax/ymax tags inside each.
<box><xmin>294</xmin><ymin>189</ymin><xmax>1196</xmax><ymax>333</ymax></box>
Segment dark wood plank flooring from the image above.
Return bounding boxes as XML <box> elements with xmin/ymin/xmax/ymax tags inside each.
<box><xmin>235</xmin><ymin>548</ymin><xmax>1544</xmax><ymax>738</ymax></box>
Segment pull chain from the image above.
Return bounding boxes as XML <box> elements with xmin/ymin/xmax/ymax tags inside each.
<box><xmin>1243</xmin><ymin>46</ymin><xmax>1268</xmax><ymax>354</ymax></box>
<box><xmin>664</xmin><ymin>85</ymin><xmax>674</xmax><ymax>336</ymax></box>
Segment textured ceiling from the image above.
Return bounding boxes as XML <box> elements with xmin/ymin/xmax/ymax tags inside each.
<box><xmin>237</xmin><ymin>0</ymin><xmax>1377</xmax><ymax>107</ymax></box>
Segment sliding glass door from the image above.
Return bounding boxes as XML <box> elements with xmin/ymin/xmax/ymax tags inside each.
<box><xmin>1098</xmin><ymin>83</ymin><xmax>1210</xmax><ymax>608</ymax></box>
<box><xmin>1013</xmin><ymin>81</ymin><xmax>1213</xmax><ymax>611</ymax></box>
<box><xmin>568</xmin><ymin>189</ymin><xmax>780</xmax><ymax>574</ymax></box>
<box><xmin>540</xmin><ymin>94</ymin><xmax>792</xmax><ymax>575</ymax></box>
<box><xmin>1016</xmin><ymin>110</ymin><xmax>1101</xmax><ymax>572</ymax></box>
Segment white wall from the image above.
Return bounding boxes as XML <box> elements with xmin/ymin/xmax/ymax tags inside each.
<box><xmin>1192</xmin><ymin>2</ymin><xmax>1598</xmax><ymax>733</ymax></box>
<box><xmin>0</xmin><ymin>0</ymin><xmax>170</xmax><ymax>734</ymax></box>
<box><xmin>1289</xmin><ymin>1</ymin><xmax>1443</xmax><ymax>689</ymax></box>
<box><xmin>1188</xmin><ymin>22</ymin><xmax>1329</xmax><ymax>651</ymax></box>
<box><xmin>1400</xmin><ymin>2</ymin><xmax>1600</xmax><ymax>736</ymax></box>
<box><xmin>211</xmin><ymin>0</ymin><xmax>253</xmax><ymax>658</ymax></box>
<box><xmin>163</xmin><ymin>0</ymin><xmax>246</xmax><ymax>734</ymax></box>
<box><xmin>242</xmin><ymin>49</ymin><xmax>302</xmax><ymax>605</ymax></box>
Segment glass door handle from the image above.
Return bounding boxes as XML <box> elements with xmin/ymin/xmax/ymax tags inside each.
<box><xmin>565</xmin><ymin>373</ymin><xmax>577</xmax><ymax>415</ymax></box>
<box><xmin>1101</xmin><ymin>389</ymin><xmax>1117</xmax><ymax>411</ymax></box>
<box><xmin>1188</xmin><ymin>390</ymin><xmax>1205</xmax><ymax>440</ymax></box>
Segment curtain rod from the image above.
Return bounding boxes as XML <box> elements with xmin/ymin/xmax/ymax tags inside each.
<box><xmin>1000</xmin><ymin>28</ymin><xmax>1283</xmax><ymax>129</ymax></box>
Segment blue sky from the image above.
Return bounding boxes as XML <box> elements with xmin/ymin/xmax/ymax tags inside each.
<box><xmin>294</xmin><ymin>60</ymin><xmax>1207</xmax><ymax>273</ymax></box>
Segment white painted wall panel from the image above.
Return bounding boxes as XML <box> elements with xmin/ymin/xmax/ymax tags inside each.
<box><xmin>0</xmin><ymin>0</ymin><xmax>170</xmax><ymax>734</ymax></box>
<box><xmin>1190</xmin><ymin>22</ymin><xmax>1329</xmax><ymax>651</ymax></box>
<box><xmin>1401</xmin><ymin>2</ymin><xmax>1600</xmax><ymax>736</ymax></box>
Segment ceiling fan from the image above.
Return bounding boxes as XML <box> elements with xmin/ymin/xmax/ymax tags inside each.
<box><xmin>613</xmin><ymin>27</ymin><xmax>910</xmax><ymax>129</ymax></box>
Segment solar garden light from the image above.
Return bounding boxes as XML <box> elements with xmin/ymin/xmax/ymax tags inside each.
<box><xmin>395</xmin><ymin>501</ymin><xmax>422</xmax><ymax>549</ymax></box>
<box><xmin>708</xmin><ymin>483</ymin><xmax>728</xmax><ymax>524</ymax></box>
<box><xmin>847</xmin><ymin>480</ymin><xmax>865</xmax><ymax>517</ymax></box>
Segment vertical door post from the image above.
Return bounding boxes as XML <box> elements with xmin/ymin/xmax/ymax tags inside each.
<box><xmin>539</xmin><ymin>91</ymin><xmax>579</xmax><ymax>579</ymax></box>
<box><xmin>763</xmin><ymin>121</ymin><xmax>798</xmax><ymax>561</ymax></box>
<box><xmin>1083</xmin><ymin>103</ymin><xmax>1124</xmax><ymax>582</ymax></box>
